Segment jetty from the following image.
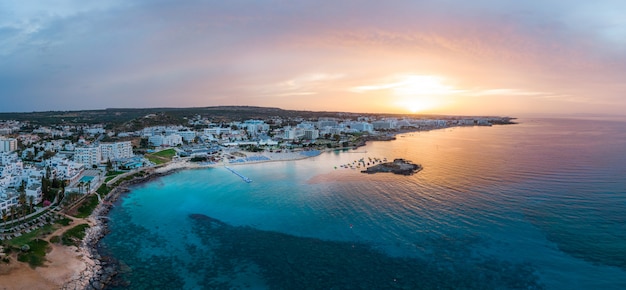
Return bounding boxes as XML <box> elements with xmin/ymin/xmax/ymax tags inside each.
<box><xmin>225</xmin><ymin>166</ymin><xmax>252</xmax><ymax>183</ymax></box>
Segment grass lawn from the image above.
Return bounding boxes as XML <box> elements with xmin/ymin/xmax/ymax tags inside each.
<box><xmin>104</xmin><ymin>175</ymin><xmax>117</xmax><ymax>183</ymax></box>
<box><xmin>7</xmin><ymin>224</ymin><xmax>57</xmax><ymax>247</ymax></box>
<box><xmin>146</xmin><ymin>148</ymin><xmax>177</xmax><ymax>165</ymax></box>
<box><xmin>104</xmin><ymin>171</ymin><xmax>126</xmax><ymax>182</ymax></box>
<box><xmin>17</xmin><ymin>239</ymin><xmax>50</xmax><ymax>268</ymax></box>
<box><xmin>106</xmin><ymin>171</ymin><xmax>125</xmax><ymax>176</ymax></box>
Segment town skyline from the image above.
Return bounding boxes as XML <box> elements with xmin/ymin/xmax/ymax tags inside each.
<box><xmin>2</xmin><ymin>1</ymin><xmax>625</xmax><ymax>117</ymax></box>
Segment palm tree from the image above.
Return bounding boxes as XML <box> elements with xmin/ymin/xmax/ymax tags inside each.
<box><xmin>28</xmin><ymin>195</ymin><xmax>35</xmax><ymax>214</ymax></box>
<box><xmin>10</xmin><ymin>206</ymin><xmax>16</xmax><ymax>223</ymax></box>
<box><xmin>2</xmin><ymin>209</ymin><xmax>7</xmax><ymax>230</ymax></box>
<box><xmin>18</xmin><ymin>191</ymin><xmax>27</xmax><ymax>222</ymax></box>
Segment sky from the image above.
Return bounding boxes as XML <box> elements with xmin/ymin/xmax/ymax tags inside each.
<box><xmin>1</xmin><ymin>0</ymin><xmax>625</xmax><ymax>116</ymax></box>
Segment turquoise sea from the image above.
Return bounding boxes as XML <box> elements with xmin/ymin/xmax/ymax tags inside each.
<box><xmin>99</xmin><ymin>118</ymin><xmax>626</xmax><ymax>289</ymax></box>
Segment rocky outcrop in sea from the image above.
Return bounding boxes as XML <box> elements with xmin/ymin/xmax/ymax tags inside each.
<box><xmin>361</xmin><ymin>158</ymin><xmax>422</xmax><ymax>175</ymax></box>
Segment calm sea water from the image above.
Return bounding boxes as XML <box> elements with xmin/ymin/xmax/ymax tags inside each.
<box><xmin>99</xmin><ymin>118</ymin><xmax>626</xmax><ymax>289</ymax></box>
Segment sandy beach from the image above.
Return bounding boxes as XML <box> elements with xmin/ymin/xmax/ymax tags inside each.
<box><xmin>0</xmin><ymin>215</ymin><xmax>95</xmax><ymax>290</ymax></box>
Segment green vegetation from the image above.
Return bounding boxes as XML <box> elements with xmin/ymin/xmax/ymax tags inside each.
<box><xmin>153</xmin><ymin>148</ymin><xmax>177</xmax><ymax>158</ymax></box>
<box><xmin>106</xmin><ymin>171</ymin><xmax>125</xmax><ymax>177</ymax></box>
<box><xmin>62</xmin><ymin>224</ymin><xmax>90</xmax><ymax>246</ymax></box>
<box><xmin>97</xmin><ymin>184</ymin><xmax>111</xmax><ymax>197</ymax></box>
<box><xmin>57</xmin><ymin>217</ymin><xmax>73</xmax><ymax>226</ymax></box>
<box><xmin>50</xmin><ymin>235</ymin><xmax>61</xmax><ymax>244</ymax></box>
<box><xmin>146</xmin><ymin>148</ymin><xmax>176</xmax><ymax>165</ymax></box>
<box><xmin>6</xmin><ymin>224</ymin><xmax>56</xmax><ymax>247</ymax></box>
<box><xmin>104</xmin><ymin>175</ymin><xmax>118</xmax><ymax>183</ymax></box>
<box><xmin>74</xmin><ymin>194</ymin><xmax>100</xmax><ymax>218</ymax></box>
<box><xmin>17</xmin><ymin>239</ymin><xmax>49</xmax><ymax>268</ymax></box>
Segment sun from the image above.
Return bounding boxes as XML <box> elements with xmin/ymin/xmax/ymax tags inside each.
<box><xmin>350</xmin><ymin>74</ymin><xmax>460</xmax><ymax>113</ymax></box>
<box><xmin>392</xmin><ymin>75</ymin><xmax>458</xmax><ymax>113</ymax></box>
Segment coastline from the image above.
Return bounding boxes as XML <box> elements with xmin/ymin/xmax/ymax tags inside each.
<box><xmin>71</xmin><ymin>124</ymin><xmax>510</xmax><ymax>288</ymax></box>
<box><xmin>0</xmin><ymin>124</ymin><xmax>513</xmax><ymax>289</ymax></box>
<box><xmin>61</xmin><ymin>150</ymin><xmax>325</xmax><ymax>289</ymax></box>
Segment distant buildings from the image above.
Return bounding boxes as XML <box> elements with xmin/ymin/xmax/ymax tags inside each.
<box><xmin>74</xmin><ymin>147</ymin><xmax>101</xmax><ymax>166</ymax></box>
<box><xmin>0</xmin><ymin>137</ymin><xmax>17</xmax><ymax>152</ymax></box>
<box><xmin>304</xmin><ymin>129</ymin><xmax>320</xmax><ymax>140</ymax></box>
<box><xmin>372</xmin><ymin>119</ymin><xmax>397</xmax><ymax>130</ymax></box>
<box><xmin>149</xmin><ymin>134</ymin><xmax>183</xmax><ymax>147</ymax></box>
<box><xmin>100</xmin><ymin>141</ymin><xmax>133</xmax><ymax>161</ymax></box>
<box><xmin>74</xmin><ymin>141</ymin><xmax>134</xmax><ymax>166</ymax></box>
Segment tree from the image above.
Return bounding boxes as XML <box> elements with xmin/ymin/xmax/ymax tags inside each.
<box><xmin>78</xmin><ymin>181</ymin><xmax>84</xmax><ymax>195</ymax></box>
<box><xmin>106</xmin><ymin>159</ymin><xmax>113</xmax><ymax>172</ymax></box>
<box><xmin>41</xmin><ymin>176</ymin><xmax>49</xmax><ymax>197</ymax></box>
<box><xmin>18</xmin><ymin>191</ymin><xmax>27</xmax><ymax>221</ymax></box>
<box><xmin>1</xmin><ymin>209</ymin><xmax>7</xmax><ymax>230</ymax></box>
<box><xmin>28</xmin><ymin>195</ymin><xmax>35</xmax><ymax>214</ymax></box>
<box><xmin>10</xmin><ymin>206</ymin><xmax>16</xmax><ymax>223</ymax></box>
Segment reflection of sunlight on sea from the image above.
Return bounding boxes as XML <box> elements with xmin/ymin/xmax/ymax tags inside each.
<box><xmin>100</xmin><ymin>118</ymin><xmax>626</xmax><ymax>289</ymax></box>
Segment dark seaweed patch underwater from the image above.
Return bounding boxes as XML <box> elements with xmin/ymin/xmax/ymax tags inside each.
<box><xmin>188</xmin><ymin>214</ymin><xmax>542</xmax><ymax>289</ymax></box>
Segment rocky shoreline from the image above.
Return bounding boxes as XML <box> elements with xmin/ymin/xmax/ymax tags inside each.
<box><xmin>62</xmin><ymin>169</ymin><xmax>178</xmax><ymax>289</ymax></box>
<box><xmin>63</xmin><ymin>134</ymin><xmax>423</xmax><ymax>289</ymax></box>
<box><xmin>62</xmin><ymin>125</ymin><xmax>480</xmax><ymax>288</ymax></box>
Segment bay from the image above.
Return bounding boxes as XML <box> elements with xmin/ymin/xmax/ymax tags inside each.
<box><xmin>99</xmin><ymin>118</ymin><xmax>626</xmax><ymax>289</ymax></box>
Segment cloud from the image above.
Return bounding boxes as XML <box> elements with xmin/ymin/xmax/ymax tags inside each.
<box><xmin>0</xmin><ymin>0</ymin><xmax>625</xmax><ymax>115</ymax></box>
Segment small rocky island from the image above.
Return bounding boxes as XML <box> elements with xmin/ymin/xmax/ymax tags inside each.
<box><xmin>361</xmin><ymin>158</ymin><xmax>422</xmax><ymax>176</ymax></box>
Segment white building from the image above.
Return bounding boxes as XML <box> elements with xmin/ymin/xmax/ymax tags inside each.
<box><xmin>100</xmin><ymin>141</ymin><xmax>133</xmax><ymax>161</ymax></box>
<box><xmin>317</xmin><ymin>118</ymin><xmax>338</xmax><ymax>128</ymax></box>
<box><xmin>75</xmin><ymin>146</ymin><xmax>101</xmax><ymax>166</ymax></box>
<box><xmin>349</xmin><ymin>122</ymin><xmax>374</xmax><ymax>133</ymax></box>
<box><xmin>243</xmin><ymin>120</ymin><xmax>270</xmax><ymax>134</ymax></box>
<box><xmin>303</xmin><ymin>129</ymin><xmax>320</xmax><ymax>140</ymax></box>
<box><xmin>149</xmin><ymin>134</ymin><xmax>183</xmax><ymax>147</ymax></box>
<box><xmin>177</xmin><ymin>130</ymin><xmax>197</xmax><ymax>142</ymax></box>
<box><xmin>0</xmin><ymin>137</ymin><xmax>17</xmax><ymax>152</ymax></box>
<box><xmin>204</xmin><ymin>127</ymin><xmax>231</xmax><ymax>136</ymax></box>
<box><xmin>372</xmin><ymin>120</ymin><xmax>397</xmax><ymax>130</ymax></box>
<box><xmin>283</xmin><ymin>127</ymin><xmax>305</xmax><ymax>140</ymax></box>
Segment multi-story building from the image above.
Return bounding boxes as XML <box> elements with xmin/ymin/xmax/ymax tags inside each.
<box><xmin>303</xmin><ymin>129</ymin><xmax>320</xmax><ymax>140</ymax></box>
<box><xmin>100</xmin><ymin>141</ymin><xmax>133</xmax><ymax>162</ymax></box>
<box><xmin>177</xmin><ymin>130</ymin><xmax>197</xmax><ymax>142</ymax></box>
<box><xmin>372</xmin><ymin>120</ymin><xmax>397</xmax><ymax>130</ymax></box>
<box><xmin>74</xmin><ymin>146</ymin><xmax>101</xmax><ymax>166</ymax></box>
<box><xmin>317</xmin><ymin>118</ymin><xmax>338</xmax><ymax>128</ymax></box>
<box><xmin>0</xmin><ymin>137</ymin><xmax>17</xmax><ymax>152</ymax></box>
<box><xmin>349</xmin><ymin>122</ymin><xmax>374</xmax><ymax>133</ymax></box>
<box><xmin>243</xmin><ymin>120</ymin><xmax>270</xmax><ymax>134</ymax></box>
<box><xmin>204</xmin><ymin>127</ymin><xmax>231</xmax><ymax>136</ymax></box>
<box><xmin>149</xmin><ymin>134</ymin><xmax>183</xmax><ymax>147</ymax></box>
<box><xmin>284</xmin><ymin>127</ymin><xmax>305</xmax><ymax>140</ymax></box>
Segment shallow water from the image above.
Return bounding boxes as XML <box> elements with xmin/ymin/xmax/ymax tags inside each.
<box><xmin>99</xmin><ymin>118</ymin><xmax>626</xmax><ymax>289</ymax></box>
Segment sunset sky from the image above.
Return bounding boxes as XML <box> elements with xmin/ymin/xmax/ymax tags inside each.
<box><xmin>1</xmin><ymin>0</ymin><xmax>625</xmax><ymax>116</ymax></box>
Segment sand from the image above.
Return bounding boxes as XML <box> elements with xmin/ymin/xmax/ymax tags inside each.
<box><xmin>0</xmin><ymin>216</ymin><xmax>93</xmax><ymax>290</ymax></box>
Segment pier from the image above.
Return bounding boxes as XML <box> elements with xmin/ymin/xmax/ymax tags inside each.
<box><xmin>225</xmin><ymin>166</ymin><xmax>252</xmax><ymax>183</ymax></box>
